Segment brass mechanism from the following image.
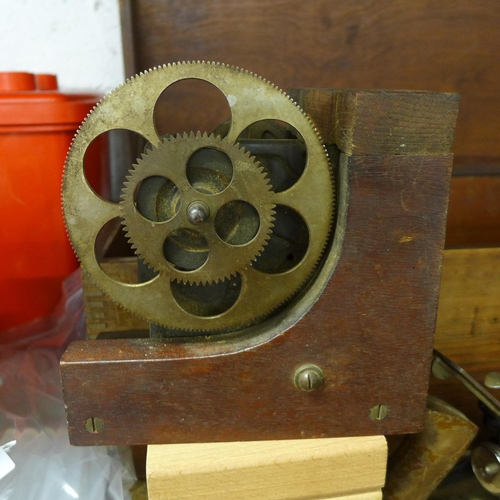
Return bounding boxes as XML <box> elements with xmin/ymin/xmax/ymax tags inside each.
<box><xmin>62</xmin><ymin>62</ymin><xmax>334</xmax><ymax>334</ymax></box>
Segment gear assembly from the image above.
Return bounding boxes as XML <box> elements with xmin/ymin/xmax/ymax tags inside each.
<box><xmin>62</xmin><ymin>61</ymin><xmax>334</xmax><ymax>335</ymax></box>
<box><xmin>60</xmin><ymin>62</ymin><xmax>456</xmax><ymax>446</ymax></box>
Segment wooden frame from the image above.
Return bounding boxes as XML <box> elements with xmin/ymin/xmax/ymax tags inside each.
<box><xmin>61</xmin><ymin>89</ymin><xmax>458</xmax><ymax>445</ymax></box>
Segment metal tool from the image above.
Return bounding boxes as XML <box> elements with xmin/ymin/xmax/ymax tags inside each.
<box><xmin>432</xmin><ymin>349</ymin><xmax>500</xmax><ymax>418</ymax></box>
<box><xmin>432</xmin><ymin>350</ymin><xmax>500</xmax><ymax>496</ymax></box>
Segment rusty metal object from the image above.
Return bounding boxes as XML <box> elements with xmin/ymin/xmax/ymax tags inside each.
<box><xmin>384</xmin><ymin>396</ymin><xmax>478</xmax><ymax>500</ymax></box>
<box><xmin>62</xmin><ymin>62</ymin><xmax>334</xmax><ymax>333</ymax></box>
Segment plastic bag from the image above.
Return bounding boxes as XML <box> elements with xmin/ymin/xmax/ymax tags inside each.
<box><xmin>0</xmin><ymin>270</ymin><xmax>136</xmax><ymax>499</ymax></box>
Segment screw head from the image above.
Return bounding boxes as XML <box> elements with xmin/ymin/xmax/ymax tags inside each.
<box><xmin>485</xmin><ymin>372</ymin><xmax>500</xmax><ymax>389</ymax></box>
<box><xmin>369</xmin><ymin>405</ymin><xmax>389</xmax><ymax>421</ymax></box>
<box><xmin>85</xmin><ymin>417</ymin><xmax>105</xmax><ymax>433</ymax></box>
<box><xmin>187</xmin><ymin>201</ymin><xmax>210</xmax><ymax>225</ymax></box>
<box><xmin>294</xmin><ymin>364</ymin><xmax>325</xmax><ymax>392</ymax></box>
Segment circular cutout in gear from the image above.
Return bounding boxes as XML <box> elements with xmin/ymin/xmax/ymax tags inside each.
<box><xmin>62</xmin><ymin>61</ymin><xmax>334</xmax><ymax>333</ymax></box>
<box><xmin>120</xmin><ymin>133</ymin><xmax>275</xmax><ymax>284</ymax></box>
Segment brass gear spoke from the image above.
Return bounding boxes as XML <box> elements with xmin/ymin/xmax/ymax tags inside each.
<box><xmin>101</xmin><ymin>272</ymin><xmax>177</xmax><ymax>319</ymax></box>
<box><xmin>64</xmin><ymin>155</ymin><xmax>121</xmax><ymax>273</ymax></box>
<box><xmin>121</xmin><ymin>208</ymin><xmax>182</xmax><ymax>269</ymax></box>
<box><xmin>126</xmin><ymin>144</ymin><xmax>191</xmax><ymax>193</ymax></box>
<box><xmin>269</xmin><ymin>151</ymin><xmax>334</xmax><ymax>246</ymax></box>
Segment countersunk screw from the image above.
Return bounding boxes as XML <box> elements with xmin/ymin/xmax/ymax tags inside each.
<box><xmin>294</xmin><ymin>364</ymin><xmax>325</xmax><ymax>392</ymax></box>
<box><xmin>85</xmin><ymin>417</ymin><xmax>105</xmax><ymax>433</ymax></box>
<box><xmin>369</xmin><ymin>405</ymin><xmax>389</xmax><ymax>421</ymax></box>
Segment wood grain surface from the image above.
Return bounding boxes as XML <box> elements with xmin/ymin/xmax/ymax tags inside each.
<box><xmin>62</xmin><ymin>152</ymin><xmax>452</xmax><ymax>445</ymax></box>
<box><xmin>82</xmin><ymin>260</ymin><xmax>148</xmax><ymax>339</ymax></box>
<box><xmin>147</xmin><ymin>436</ymin><xmax>387</xmax><ymax>500</ymax></box>
<box><xmin>122</xmin><ymin>0</ymin><xmax>500</xmax><ymax>165</ymax></box>
<box><xmin>430</xmin><ymin>248</ymin><xmax>500</xmax><ymax>426</ymax></box>
<box><xmin>446</xmin><ymin>176</ymin><xmax>500</xmax><ymax>248</ymax></box>
<box><xmin>289</xmin><ymin>89</ymin><xmax>459</xmax><ymax>156</ymax></box>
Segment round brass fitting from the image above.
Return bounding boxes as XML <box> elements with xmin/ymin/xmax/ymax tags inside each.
<box><xmin>294</xmin><ymin>364</ymin><xmax>325</xmax><ymax>392</ymax></box>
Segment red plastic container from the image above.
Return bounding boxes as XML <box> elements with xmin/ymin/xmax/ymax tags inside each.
<box><xmin>0</xmin><ymin>72</ymin><xmax>105</xmax><ymax>332</ymax></box>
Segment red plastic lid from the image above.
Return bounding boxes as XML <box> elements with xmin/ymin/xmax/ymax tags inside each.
<box><xmin>36</xmin><ymin>74</ymin><xmax>59</xmax><ymax>91</ymax></box>
<box><xmin>0</xmin><ymin>72</ymin><xmax>37</xmax><ymax>91</ymax></box>
<box><xmin>0</xmin><ymin>72</ymin><xmax>100</xmax><ymax>127</ymax></box>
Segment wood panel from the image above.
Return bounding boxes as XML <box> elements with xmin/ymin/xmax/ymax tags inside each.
<box><xmin>61</xmin><ymin>152</ymin><xmax>452</xmax><ymax>445</ymax></box>
<box><xmin>123</xmin><ymin>0</ymin><xmax>500</xmax><ymax>165</ymax></box>
<box><xmin>147</xmin><ymin>437</ymin><xmax>387</xmax><ymax>500</ymax></box>
<box><xmin>430</xmin><ymin>248</ymin><xmax>500</xmax><ymax>425</ymax></box>
<box><xmin>445</xmin><ymin>176</ymin><xmax>500</xmax><ymax>248</ymax></box>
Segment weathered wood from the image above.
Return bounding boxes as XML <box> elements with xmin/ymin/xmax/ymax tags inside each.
<box><xmin>384</xmin><ymin>397</ymin><xmax>478</xmax><ymax>500</ymax></box>
<box><xmin>430</xmin><ymin>247</ymin><xmax>500</xmax><ymax>425</ymax></box>
<box><xmin>61</xmin><ymin>152</ymin><xmax>452</xmax><ymax>445</ymax></box>
<box><xmin>147</xmin><ymin>436</ymin><xmax>387</xmax><ymax>500</ymax></box>
<box><xmin>127</xmin><ymin>0</ymin><xmax>500</xmax><ymax>166</ymax></box>
<box><xmin>289</xmin><ymin>89</ymin><xmax>459</xmax><ymax>156</ymax></box>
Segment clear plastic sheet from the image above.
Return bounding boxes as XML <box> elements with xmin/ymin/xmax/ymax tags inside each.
<box><xmin>0</xmin><ymin>270</ymin><xmax>136</xmax><ymax>499</ymax></box>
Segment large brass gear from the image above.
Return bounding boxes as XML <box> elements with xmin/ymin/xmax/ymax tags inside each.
<box><xmin>62</xmin><ymin>61</ymin><xmax>334</xmax><ymax>333</ymax></box>
<box><xmin>120</xmin><ymin>132</ymin><xmax>275</xmax><ymax>284</ymax></box>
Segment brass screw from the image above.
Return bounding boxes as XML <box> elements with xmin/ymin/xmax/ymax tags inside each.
<box><xmin>84</xmin><ymin>417</ymin><xmax>105</xmax><ymax>433</ymax></box>
<box><xmin>294</xmin><ymin>364</ymin><xmax>325</xmax><ymax>392</ymax></box>
<box><xmin>369</xmin><ymin>405</ymin><xmax>389</xmax><ymax>421</ymax></box>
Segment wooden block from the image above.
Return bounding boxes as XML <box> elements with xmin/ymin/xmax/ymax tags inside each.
<box><xmin>331</xmin><ymin>493</ymin><xmax>382</xmax><ymax>500</ymax></box>
<box><xmin>61</xmin><ymin>153</ymin><xmax>452</xmax><ymax>446</ymax></box>
<box><xmin>81</xmin><ymin>259</ymin><xmax>148</xmax><ymax>339</ymax></box>
<box><xmin>289</xmin><ymin>89</ymin><xmax>459</xmax><ymax>156</ymax></box>
<box><xmin>434</xmin><ymin>248</ymin><xmax>500</xmax><ymax>369</ymax></box>
<box><xmin>430</xmin><ymin>247</ymin><xmax>500</xmax><ymax>424</ymax></box>
<box><xmin>146</xmin><ymin>436</ymin><xmax>387</xmax><ymax>500</ymax></box>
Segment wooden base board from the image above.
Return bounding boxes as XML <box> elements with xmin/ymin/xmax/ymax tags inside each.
<box><xmin>146</xmin><ymin>436</ymin><xmax>387</xmax><ymax>500</ymax></box>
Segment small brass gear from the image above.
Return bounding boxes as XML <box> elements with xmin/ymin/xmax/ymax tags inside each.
<box><xmin>62</xmin><ymin>61</ymin><xmax>334</xmax><ymax>333</ymax></box>
<box><xmin>120</xmin><ymin>132</ymin><xmax>275</xmax><ymax>284</ymax></box>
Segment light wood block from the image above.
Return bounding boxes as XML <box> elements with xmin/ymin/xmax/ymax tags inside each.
<box><xmin>323</xmin><ymin>492</ymin><xmax>382</xmax><ymax>500</ymax></box>
<box><xmin>435</xmin><ymin>247</ymin><xmax>500</xmax><ymax>369</ymax></box>
<box><xmin>431</xmin><ymin>247</ymin><xmax>500</xmax><ymax>424</ymax></box>
<box><xmin>147</xmin><ymin>436</ymin><xmax>387</xmax><ymax>500</ymax></box>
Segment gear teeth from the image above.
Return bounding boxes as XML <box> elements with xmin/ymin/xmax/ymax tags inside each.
<box><xmin>62</xmin><ymin>60</ymin><xmax>334</xmax><ymax>333</ymax></box>
<box><xmin>120</xmin><ymin>133</ymin><xmax>275</xmax><ymax>287</ymax></box>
